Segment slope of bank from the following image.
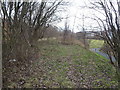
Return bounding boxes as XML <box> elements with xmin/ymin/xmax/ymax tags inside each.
<box><xmin>5</xmin><ymin>40</ymin><xmax>118</xmax><ymax>88</ymax></box>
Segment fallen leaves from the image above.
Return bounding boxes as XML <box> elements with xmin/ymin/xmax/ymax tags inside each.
<box><xmin>3</xmin><ymin>42</ymin><xmax>118</xmax><ymax>88</ymax></box>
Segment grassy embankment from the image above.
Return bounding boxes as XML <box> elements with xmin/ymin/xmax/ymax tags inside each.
<box><xmin>89</xmin><ymin>39</ymin><xmax>104</xmax><ymax>49</ymax></box>
<box><xmin>8</xmin><ymin>39</ymin><xmax>118</xmax><ymax>88</ymax></box>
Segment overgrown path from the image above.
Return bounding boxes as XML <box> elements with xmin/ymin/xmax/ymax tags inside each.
<box><xmin>6</xmin><ymin>41</ymin><xmax>118</xmax><ymax>88</ymax></box>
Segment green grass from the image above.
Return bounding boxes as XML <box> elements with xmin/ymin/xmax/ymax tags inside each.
<box><xmin>89</xmin><ymin>39</ymin><xmax>104</xmax><ymax>48</ymax></box>
<box><xmin>8</xmin><ymin>40</ymin><xmax>118</xmax><ymax>88</ymax></box>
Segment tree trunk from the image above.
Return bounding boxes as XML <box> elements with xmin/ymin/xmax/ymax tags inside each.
<box><xmin>118</xmin><ymin>51</ymin><xmax>120</xmax><ymax>69</ymax></box>
<box><xmin>117</xmin><ymin>50</ymin><xmax>120</xmax><ymax>88</ymax></box>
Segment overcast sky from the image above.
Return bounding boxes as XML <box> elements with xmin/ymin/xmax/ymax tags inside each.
<box><xmin>52</xmin><ymin>0</ymin><xmax>106</xmax><ymax>33</ymax></box>
<box><xmin>52</xmin><ymin>0</ymin><xmax>98</xmax><ymax>32</ymax></box>
<box><xmin>2</xmin><ymin>0</ymin><xmax>118</xmax><ymax>32</ymax></box>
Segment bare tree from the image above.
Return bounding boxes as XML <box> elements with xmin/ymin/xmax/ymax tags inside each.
<box><xmin>63</xmin><ymin>17</ymin><xmax>69</xmax><ymax>44</ymax></box>
<box><xmin>82</xmin><ymin>14</ymin><xmax>87</xmax><ymax>49</ymax></box>
<box><xmin>1</xmin><ymin>0</ymin><xmax>64</xmax><ymax>63</ymax></box>
<box><xmin>89</xmin><ymin>0</ymin><xmax>120</xmax><ymax>81</ymax></box>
